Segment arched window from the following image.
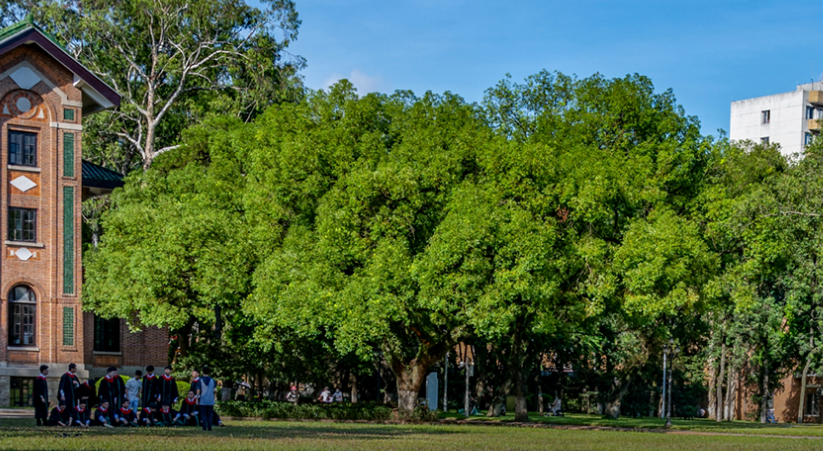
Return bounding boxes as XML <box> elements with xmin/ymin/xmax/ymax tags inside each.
<box><xmin>9</xmin><ymin>285</ymin><xmax>35</xmax><ymax>346</ymax></box>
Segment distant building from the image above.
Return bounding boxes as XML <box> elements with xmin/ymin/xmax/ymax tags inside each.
<box><xmin>730</xmin><ymin>81</ymin><xmax>823</xmax><ymax>156</ymax></box>
<box><xmin>0</xmin><ymin>17</ymin><xmax>167</xmax><ymax>408</ymax></box>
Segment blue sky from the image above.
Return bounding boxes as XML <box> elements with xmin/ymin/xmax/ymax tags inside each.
<box><xmin>284</xmin><ymin>1</ymin><xmax>823</xmax><ymax>136</ymax></box>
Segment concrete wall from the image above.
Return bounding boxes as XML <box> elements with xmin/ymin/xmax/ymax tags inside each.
<box><xmin>730</xmin><ymin>90</ymin><xmax>806</xmax><ymax>157</ymax></box>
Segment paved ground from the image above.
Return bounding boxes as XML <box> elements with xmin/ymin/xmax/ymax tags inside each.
<box><xmin>0</xmin><ymin>408</ymin><xmax>33</xmax><ymax>418</ymax></box>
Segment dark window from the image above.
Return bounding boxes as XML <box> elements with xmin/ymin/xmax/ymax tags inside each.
<box><xmin>62</xmin><ymin>307</ymin><xmax>74</xmax><ymax>346</ymax></box>
<box><xmin>8</xmin><ymin>131</ymin><xmax>36</xmax><ymax>166</ymax></box>
<box><xmin>807</xmin><ymin>133</ymin><xmax>814</xmax><ymax>146</ymax></box>
<box><xmin>762</xmin><ymin>110</ymin><xmax>771</xmax><ymax>124</ymax></box>
<box><xmin>806</xmin><ymin>393</ymin><xmax>820</xmax><ymax>416</ymax></box>
<box><xmin>8</xmin><ymin>285</ymin><xmax>35</xmax><ymax>346</ymax></box>
<box><xmin>8</xmin><ymin>208</ymin><xmax>36</xmax><ymax>242</ymax></box>
<box><xmin>10</xmin><ymin>377</ymin><xmax>34</xmax><ymax>407</ymax></box>
<box><xmin>94</xmin><ymin>316</ymin><xmax>120</xmax><ymax>352</ymax></box>
<box><xmin>761</xmin><ymin>137</ymin><xmax>770</xmax><ymax>144</ymax></box>
<box><xmin>63</xmin><ymin>108</ymin><xmax>74</xmax><ymax>121</ymax></box>
<box><xmin>808</xmin><ymin>106</ymin><xmax>816</xmax><ymax>120</ymax></box>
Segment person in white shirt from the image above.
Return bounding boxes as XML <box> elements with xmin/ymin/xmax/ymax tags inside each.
<box><xmin>332</xmin><ymin>388</ymin><xmax>343</xmax><ymax>403</ymax></box>
<box><xmin>318</xmin><ymin>387</ymin><xmax>332</xmax><ymax>404</ymax></box>
<box><xmin>126</xmin><ymin>370</ymin><xmax>142</xmax><ymax>411</ymax></box>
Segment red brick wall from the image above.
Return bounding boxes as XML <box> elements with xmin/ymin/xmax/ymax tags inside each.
<box><xmin>0</xmin><ymin>43</ymin><xmax>167</xmax><ymax>372</ymax></box>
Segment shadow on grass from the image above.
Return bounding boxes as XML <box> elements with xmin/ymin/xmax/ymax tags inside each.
<box><xmin>0</xmin><ymin>418</ymin><xmax>469</xmax><ymax>442</ymax></box>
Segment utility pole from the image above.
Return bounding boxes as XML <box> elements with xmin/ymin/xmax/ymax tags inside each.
<box><xmin>661</xmin><ymin>344</ymin><xmax>667</xmax><ymax>419</ymax></box>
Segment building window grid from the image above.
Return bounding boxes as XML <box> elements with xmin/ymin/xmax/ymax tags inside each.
<box><xmin>762</xmin><ymin>110</ymin><xmax>771</xmax><ymax>124</ymax></box>
<box><xmin>8</xmin><ymin>131</ymin><xmax>36</xmax><ymax>167</ymax></box>
<box><xmin>63</xmin><ymin>132</ymin><xmax>74</xmax><ymax>177</ymax></box>
<box><xmin>63</xmin><ymin>186</ymin><xmax>74</xmax><ymax>294</ymax></box>
<box><xmin>8</xmin><ymin>208</ymin><xmax>36</xmax><ymax>242</ymax></box>
<box><xmin>63</xmin><ymin>108</ymin><xmax>74</xmax><ymax>122</ymax></box>
<box><xmin>62</xmin><ymin>307</ymin><xmax>74</xmax><ymax>346</ymax></box>
<box><xmin>93</xmin><ymin>316</ymin><xmax>121</xmax><ymax>353</ymax></box>
<box><xmin>8</xmin><ymin>285</ymin><xmax>36</xmax><ymax>347</ymax></box>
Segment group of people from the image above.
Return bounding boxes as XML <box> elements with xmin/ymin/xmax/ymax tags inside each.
<box><xmin>33</xmin><ymin>363</ymin><xmax>224</xmax><ymax>431</ymax></box>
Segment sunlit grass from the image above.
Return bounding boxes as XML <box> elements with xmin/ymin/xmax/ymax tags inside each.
<box><xmin>3</xmin><ymin>417</ymin><xmax>823</xmax><ymax>450</ymax></box>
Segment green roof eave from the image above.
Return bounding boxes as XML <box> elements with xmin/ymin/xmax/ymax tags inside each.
<box><xmin>0</xmin><ymin>13</ymin><xmax>69</xmax><ymax>54</ymax></box>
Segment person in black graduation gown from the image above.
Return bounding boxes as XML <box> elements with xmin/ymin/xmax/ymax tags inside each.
<box><xmin>139</xmin><ymin>403</ymin><xmax>160</xmax><ymax>427</ymax></box>
<box><xmin>48</xmin><ymin>402</ymin><xmax>71</xmax><ymax>427</ymax></box>
<box><xmin>71</xmin><ymin>401</ymin><xmax>91</xmax><ymax>428</ymax></box>
<box><xmin>156</xmin><ymin>366</ymin><xmax>179</xmax><ymax>407</ymax></box>
<box><xmin>94</xmin><ymin>400</ymin><xmax>115</xmax><ymax>428</ymax></box>
<box><xmin>157</xmin><ymin>402</ymin><xmax>184</xmax><ymax>426</ymax></box>
<box><xmin>98</xmin><ymin>367</ymin><xmax>126</xmax><ymax>411</ymax></box>
<box><xmin>115</xmin><ymin>399</ymin><xmax>138</xmax><ymax>427</ymax></box>
<box><xmin>58</xmin><ymin>363</ymin><xmax>80</xmax><ymax>409</ymax></box>
<box><xmin>179</xmin><ymin>391</ymin><xmax>200</xmax><ymax>426</ymax></box>
<box><xmin>78</xmin><ymin>378</ymin><xmax>97</xmax><ymax>408</ymax></box>
<box><xmin>33</xmin><ymin>365</ymin><xmax>49</xmax><ymax>426</ymax></box>
<box><xmin>141</xmin><ymin>365</ymin><xmax>158</xmax><ymax>411</ymax></box>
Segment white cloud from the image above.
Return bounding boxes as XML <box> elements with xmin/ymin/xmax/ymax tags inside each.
<box><xmin>322</xmin><ymin>70</ymin><xmax>389</xmax><ymax>94</ymax></box>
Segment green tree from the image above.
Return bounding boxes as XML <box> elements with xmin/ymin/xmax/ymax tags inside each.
<box><xmin>4</xmin><ymin>0</ymin><xmax>303</xmax><ymax>172</ymax></box>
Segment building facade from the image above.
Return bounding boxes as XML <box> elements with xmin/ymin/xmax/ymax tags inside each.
<box><xmin>730</xmin><ymin>81</ymin><xmax>823</xmax><ymax>157</ymax></box>
<box><xmin>0</xmin><ymin>17</ymin><xmax>167</xmax><ymax>408</ymax></box>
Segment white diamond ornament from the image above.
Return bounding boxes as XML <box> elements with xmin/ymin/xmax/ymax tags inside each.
<box><xmin>15</xmin><ymin>248</ymin><xmax>32</xmax><ymax>261</ymax></box>
<box><xmin>10</xmin><ymin>175</ymin><xmax>36</xmax><ymax>193</ymax></box>
<box><xmin>9</xmin><ymin>67</ymin><xmax>41</xmax><ymax>90</ymax></box>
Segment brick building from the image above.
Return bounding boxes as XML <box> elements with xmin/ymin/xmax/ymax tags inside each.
<box><xmin>0</xmin><ymin>17</ymin><xmax>167</xmax><ymax>408</ymax></box>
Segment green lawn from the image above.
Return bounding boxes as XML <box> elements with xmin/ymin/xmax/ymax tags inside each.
<box><xmin>2</xmin><ymin>418</ymin><xmax>823</xmax><ymax>451</ymax></box>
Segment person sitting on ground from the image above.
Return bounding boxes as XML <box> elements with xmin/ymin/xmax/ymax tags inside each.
<box><xmin>140</xmin><ymin>403</ymin><xmax>160</xmax><ymax>427</ymax></box>
<box><xmin>94</xmin><ymin>400</ymin><xmax>114</xmax><ymax>428</ymax></box>
<box><xmin>157</xmin><ymin>402</ymin><xmax>184</xmax><ymax>426</ymax></box>
<box><xmin>71</xmin><ymin>401</ymin><xmax>91</xmax><ymax>428</ymax></box>
<box><xmin>318</xmin><ymin>387</ymin><xmax>332</xmax><ymax>404</ymax></box>
<box><xmin>332</xmin><ymin>387</ymin><xmax>343</xmax><ymax>403</ymax></box>
<box><xmin>180</xmin><ymin>390</ymin><xmax>200</xmax><ymax>426</ymax></box>
<box><xmin>212</xmin><ymin>411</ymin><xmax>225</xmax><ymax>427</ymax></box>
<box><xmin>49</xmin><ymin>401</ymin><xmax>71</xmax><ymax>427</ymax></box>
<box><xmin>116</xmin><ymin>399</ymin><xmax>138</xmax><ymax>427</ymax></box>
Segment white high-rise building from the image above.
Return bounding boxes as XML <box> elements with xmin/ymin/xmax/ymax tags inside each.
<box><xmin>730</xmin><ymin>82</ymin><xmax>823</xmax><ymax>157</ymax></box>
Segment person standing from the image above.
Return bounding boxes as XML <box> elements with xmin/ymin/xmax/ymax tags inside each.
<box><xmin>58</xmin><ymin>364</ymin><xmax>80</xmax><ymax>409</ymax></box>
<box><xmin>33</xmin><ymin>365</ymin><xmax>49</xmax><ymax>426</ymax></box>
<box><xmin>141</xmin><ymin>365</ymin><xmax>158</xmax><ymax>410</ymax></box>
<box><xmin>98</xmin><ymin>367</ymin><xmax>126</xmax><ymax>410</ymax></box>
<box><xmin>190</xmin><ymin>369</ymin><xmax>201</xmax><ymax>402</ymax></box>
<box><xmin>157</xmin><ymin>366</ymin><xmax>179</xmax><ymax>407</ymax></box>
<box><xmin>198</xmin><ymin>366</ymin><xmax>216</xmax><ymax>431</ymax></box>
<box><xmin>126</xmin><ymin>370</ymin><xmax>143</xmax><ymax>411</ymax></box>
<box><xmin>332</xmin><ymin>387</ymin><xmax>343</xmax><ymax>403</ymax></box>
<box><xmin>78</xmin><ymin>378</ymin><xmax>97</xmax><ymax>408</ymax></box>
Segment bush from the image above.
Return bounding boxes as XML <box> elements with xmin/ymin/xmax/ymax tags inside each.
<box><xmin>217</xmin><ymin>400</ymin><xmax>401</xmax><ymax>421</ymax></box>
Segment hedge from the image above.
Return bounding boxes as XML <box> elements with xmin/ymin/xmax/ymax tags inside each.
<box><xmin>217</xmin><ymin>400</ymin><xmax>438</xmax><ymax>422</ymax></box>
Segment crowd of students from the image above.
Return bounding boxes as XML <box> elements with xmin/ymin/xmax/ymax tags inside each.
<box><xmin>33</xmin><ymin>363</ymin><xmax>224</xmax><ymax>431</ymax></box>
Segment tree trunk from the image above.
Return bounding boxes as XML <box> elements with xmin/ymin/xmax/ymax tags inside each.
<box><xmin>716</xmin><ymin>343</ymin><xmax>725</xmax><ymax>423</ymax></box>
<box><xmin>724</xmin><ymin>365</ymin><xmax>735</xmax><ymax>421</ymax></box>
<box><xmin>486</xmin><ymin>375</ymin><xmax>511</xmax><ymax>417</ymax></box>
<box><xmin>510</xmin><ymin>319</ymin><xmax>530</xmax><ymax>422</ymax></box>
<box><xmin>512</xmin><ymin>362</ymin><xmax>528</xmax><ymax>421</ymax></box>
<box><xmin>760</xmin><ymin>365</ymin><xmax>769</xmax><ymax>423</ymax></box>
<box><xmin>349</xmin><ymin>372</ymin><xmax>358</xmax><ymax>403</ymax></box>
<box><xmin>536</xmin><ymin>371</ymin><xmax>543</xmax><ymax>415</ymax></box>
<box><xmin>798</xmin><ymin>356</ymin><xmax>813</xmax><ymax>423</ymax></box>
<box><xmin>708</xmin><ymin>357</ymin><xmax>717</xmax><ymax>420</ymax></box>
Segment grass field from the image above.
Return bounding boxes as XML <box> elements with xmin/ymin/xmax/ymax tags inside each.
<box><xmin>4</xmin><ymin>417</ymin><xmax>823</xmax><ymax>451</ymax></box>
